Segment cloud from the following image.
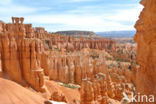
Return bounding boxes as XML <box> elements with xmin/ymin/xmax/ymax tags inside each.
<box><xmin>20</xmin><ymin>3</ymin><xmax>143</xmax><ymax>32</ymax></box>
<box><xmin>0</xmin><ymin>0</ymin><xmax>12</xmax><ymax>5</ymax></box>
<box><xmin>106</xmin><ymin>5</ymin><xmax>143</xmax><ymax>22</ymax></box>
<box><xmin>22</xmin><ymin>13</ymin><xmax>135</xmax><ymax>32</ymax></box>
<box><xmin>0</xmin><ymin>0</ymin><xmax>143</xmax><ymax>32</ymax></box>
<box><xmin>71</xmin><ymin>0</ymin><xmax>96</xmax><ymax>2</ymax></box>
<box><xmin>0</xmin><ymin>5</ymin><xmax>37</xmax><ymax>14</ymax></box>
<box><xmin>0</xmin><ymin>0</ymin><xmax>38</xmax><ymax>16</ymax></box>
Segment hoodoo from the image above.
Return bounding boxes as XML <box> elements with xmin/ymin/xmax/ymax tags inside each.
<box><xmin>0</xmin><ymin>2</ymin><xmax>153</xmax><ymax>102</ymax></box>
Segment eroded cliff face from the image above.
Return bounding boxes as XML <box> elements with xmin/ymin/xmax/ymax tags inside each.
<box><xmin>0</xmin><ymin>17</ymin><xmax>136</xmax><ymax>104</ymax></box>
<box><xmin>0</xmin><ymin>17</ymin><xmax>118</xmax><ymax>104</ymax></box>
<box><xmin>134</xmin><ymin>0</ymin><xmax>156</xmax><ymax>98</ymax></box>
<box><xmin>48</xmin><ymin>52</ymin><xmax>112</xmax><ymax>85</ymax></box>
<box><xmin>0</xmin><ymin>17</ymin><xmax>46</xmax><ymax>92</ymax></box>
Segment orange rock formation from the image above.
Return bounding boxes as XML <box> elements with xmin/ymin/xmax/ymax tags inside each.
<box><xmin>0</xmin><ymin>17</ymin><xmax>46</xmax><ymax>92</ymax></box>
<box><xmin>0</xmin><ymin>16</ymin><xmax>137</xmax><ymax>104</ymax></box>
<box><xmin>134</xmin><ymin>0</ymin><xmax>156</xmax><ymax>99</ymax></box>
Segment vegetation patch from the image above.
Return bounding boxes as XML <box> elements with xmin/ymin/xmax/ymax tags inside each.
<box><xmin>57</xmin><ymin>82</ymin><xmax>80</xmax><ymax>89</ymax></box>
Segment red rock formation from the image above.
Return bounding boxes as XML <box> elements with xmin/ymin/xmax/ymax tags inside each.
<box><xmin>0</xmin><ymin>21</ymin><xmax>4</xmax><ymax>32</ymax></box>
<box><xmin>41</xmin><ymin>53</ymin><xmax>50</xmax><ymax>76</ymax></box>
<box><xmin>80</xmin><ymin>74</ymin><xmax>108</xmax><ymax>104</ymax></box>
<box><xmin>48</xmin><ymin>54</ymin><xmax>95</xmax><ymax>85</ymax></box>
<box><xmin>0</xmin><ymin>17</ymin><xmax>46</xmax><ymax>92</ymax></box>
<box><xmin>134</xmin><ymin>0</ymin><xmax>156</xmax><ymax>100</ymax></box>
<box><xmin>80</xmin><ymin>66</ymin><xmax>134</xmax><ymax>103</ymax></box>
<box><xmin>0</xmin><ymin>53</ymin><xmax>2</xmax><ymax>77</ymax></box>
<box><xmin>34</xmin><ymin>27</ymin><xmax>48</xmax><ymax>39</ymax></box>
<box><xmin>42</xmin><ymin>33</ymin><xmax>116</xmax><ymax>52</ymax></box>
<box><xmin>0</xmin><ymin>17</ymin><xmax>134</xmax><ymax>104</ymax></box>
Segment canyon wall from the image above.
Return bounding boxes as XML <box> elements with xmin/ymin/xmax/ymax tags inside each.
<box><xmin>0</xmin><ymin>17</ymin><xmax>46</xmax><ymax>92</ymax></box>
<box><xmin>134</xmin><ymin>0</ymin><xmax>156</xmax><ymax>99</ymax></box>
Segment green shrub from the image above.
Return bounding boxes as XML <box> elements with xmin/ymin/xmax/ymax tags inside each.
<box><xmin>60</xmin><ymin>83</ymin><xmax>80</xmax><ymax>89</ymax></box>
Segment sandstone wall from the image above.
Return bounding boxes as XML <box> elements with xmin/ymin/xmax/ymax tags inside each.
<box><xmin>0</xmin><ymin>17</ymin><xmax>46</xmax><ymax>92</ymax></box>
<box><xmin>134</xmin><ymin>0</ymin><xmax>156</xmax><ymax>98</ymax></box>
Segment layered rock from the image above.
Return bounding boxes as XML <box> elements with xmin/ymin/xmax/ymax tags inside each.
<box><xmin>134</xmin><ymin>0</ymin><xmax>156</xmax><ymax>99</ymax></box>
<box><xmin>34</xmin><ymin>27</ymin><xmax>48</xmax><ymax>39</ymax></box>
<box><xmin>50</xmin><ymin>36</ymin><xmax>116</xmax><ymax>51</ymax></box>
<box><xmin>49</xmin><ymin>55</ymin><xmax>83</xmax><ymax>84</ymax></box>
<box><xmin>49</xmin><ymin>54</ymin><xmax>104</xmax><ymax>85</ymax></box>
<box><xmin>80</xmin><ymin>74</ymin><xmax>108</xmax><ymax>104</ymax></box>
<box><xmin>0</xmin><ymin>20</ymin><xmax>4</xmax><ymax>32</ymax></box>
<box><xmin>79</xmin><ymin>63</ymin><xmax>134</xmax><ymax>104</ymax></box>
<box><xmin>0</xmin><ymin>17</ymin><xmax>46</xmax><ymax>92</ymax></box>
<box><xmin>0</xmin><ymin>17</ymin><xmax>82</xmax><ymax>104</ymax></box>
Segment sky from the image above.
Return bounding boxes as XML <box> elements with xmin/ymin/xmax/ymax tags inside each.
<box><xmin>0</xmin><ymin>0</ymin><xmax>143</xmax><ymax>32</ymax></box>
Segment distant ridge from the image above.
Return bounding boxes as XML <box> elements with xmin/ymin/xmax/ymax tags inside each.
<box><xmin>96</xmin><ymin>30</ymin><xmax>136</xmax><ymax>38</ymax></box>
<box><xmin>56</xmin><ymin>30</ymin><xmax>97</xmax><ymax>37</ymax></box>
